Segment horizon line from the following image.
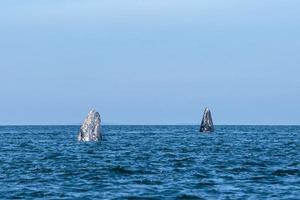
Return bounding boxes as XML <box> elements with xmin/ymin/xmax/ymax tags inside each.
<box><xmin>0</xmin><ymin>124</ymin><xmax>299</xmax><ymax>126</ymax></box>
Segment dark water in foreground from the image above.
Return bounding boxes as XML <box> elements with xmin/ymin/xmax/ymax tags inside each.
<box><xmin>0</xmin><ymin>125</ymin><xmax>299</xmax><ymax>199</ymax></box>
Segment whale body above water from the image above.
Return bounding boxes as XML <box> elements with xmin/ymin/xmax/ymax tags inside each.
<box><xmin>78</xmin><ymin>109</ymin><xmax>102</xmax><ymax>141</ymax></box>
<box><xmin>200</xmin><ymin>108</ymin><xmax>214</xmax><ymax>132</ymax></box>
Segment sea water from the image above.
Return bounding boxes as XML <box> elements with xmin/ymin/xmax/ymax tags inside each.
<box><xmin>0</xmin><ymin>125</ymin><xmax>299</xmax><ymax>199</ymax></box>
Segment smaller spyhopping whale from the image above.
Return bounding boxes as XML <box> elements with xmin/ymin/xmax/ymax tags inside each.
<box><xmin>78</xmin><ymin>109</ymin><xmax>102</xmax><ymax>141</ymax></box>
<box><xmin>200</xmin><ymin>107</ymin><xmax>214</xmax><ymax>132</ymax></box>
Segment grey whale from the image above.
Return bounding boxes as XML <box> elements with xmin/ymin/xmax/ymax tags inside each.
<box><xmin>200</xmin><ymin>107</ymin><xmax>214</xmax><ymax>132</ymax></box>
<box><xmin>78</xmin><ymin>109</ymin><xmax>102</xmax><ymax>141</ymax></box>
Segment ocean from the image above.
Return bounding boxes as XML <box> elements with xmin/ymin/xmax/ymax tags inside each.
<box><xmin>0</xmin><ymin>125</ymin><xmax>299</xmax><ymax>199</ymax></box>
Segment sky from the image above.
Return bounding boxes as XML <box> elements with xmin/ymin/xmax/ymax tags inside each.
<box><xmin>0</xmin><ymin>0</ymin><xmax>299</xmax><ymax>125</ymax></box>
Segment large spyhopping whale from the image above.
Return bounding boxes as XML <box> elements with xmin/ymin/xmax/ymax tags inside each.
<box><xmin>200</xmin><ymin>107</ymin><xmax>214</xmax><ymax>132</ymax></box>
<box><xmin>78</xmin><ymin>109</ymin><xmax>102</xmax><ymax>141</ymax></box>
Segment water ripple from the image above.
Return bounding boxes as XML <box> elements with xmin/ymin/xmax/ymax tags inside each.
<box><xmin>0</xmin><ymin>125</ymin><xmax>299</xmax><ymax>199</ymax></box>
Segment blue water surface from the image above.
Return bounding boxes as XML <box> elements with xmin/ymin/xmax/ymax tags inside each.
<box><xmin>0</xmin><ymin>125</ymin><xmax>299</xmax><ymax>199</ymax></box>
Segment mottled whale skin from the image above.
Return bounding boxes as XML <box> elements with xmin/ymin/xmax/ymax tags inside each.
<box><xmin>200</xmin><ymin>107</ymin><xmax>214</xmax><ymax>132</ymax></box>
<box><xmin>78</xmin><ymin>109</ymin><xmax>102</xmax><ymax>141</ymax></box>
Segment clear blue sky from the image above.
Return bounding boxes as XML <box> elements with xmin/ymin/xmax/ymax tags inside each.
<box><xmin>0</xmin><ymin>0</ymin><xmax>299</xmax><ymax>125</ymax></box>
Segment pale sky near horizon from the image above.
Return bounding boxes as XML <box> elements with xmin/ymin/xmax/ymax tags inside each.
<box><xmin>0</xmin><ymin>0</ymin><xmax>299</xmax><ymax>125</ymax></box>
